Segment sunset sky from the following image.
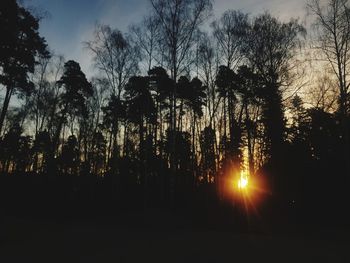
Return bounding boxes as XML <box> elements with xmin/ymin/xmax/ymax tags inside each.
<box><xmin>26</xmin><ymin>0</ymin><xmax>309</xmax><ymax>77</ymax></box>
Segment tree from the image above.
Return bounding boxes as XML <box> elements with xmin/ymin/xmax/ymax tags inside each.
<box><xmin>200</xmin><ymin>126</ymin><xmax>216</xmax><ymax>183</ymax></box>
<box><xmin>177</xmin><ymin>76</ymin><xmax>206</xmax><ymax>181</ymax></box>
<box><xmin>124</xmin><ymin>76</ymin><xmax>157</xmax><ymax>205</ymax></box>
<box><xmin>125</xmin><ymin>76</ymin><xmax>156</xmax><ymax>158</ymax></box>
<box><xmin>176</xmin><ymin>76</ymin><xmax>192</xmax><ymax>131</ymax></box>
<box><xmin>86</xmin><ymin>25</ymin><xmax>140</xmax><ymax>169</ymax></box>
<box><xmin>0</xmin><ymin>0</ymin><xmax>49</xmax><ymax>135</ymax></box>
<box><xmin>215</xmin><ymin>65</ymin><xmax>241</xmax><ymax>163</ymax></box>
<box><xmin>59</xmin><ymin>135</ymin><xmax>79</xmax><ymax>175</ymax></box>
<box><xmin>244</xmin><ymin>13</ymin><xmax>305</xmax><ymax>164</ymax></box>
<box><xmin>85</xmin><ymin>24</ymin><xmax>140</xmax><ymax>98</ymax></box>
<box><xmin>149</xmin><ymin>0</ymin><xmax>212</xmax><ymax>133</ymax></box>
<box><xmin>165</xmin><ymin>130</ymin><xmax>192</xmax><ymax>172</ymax></box>
<box><xmin>32</xmin><ymin>130</ymin><xmax>51</xmax><ymax>173</ymax></box>
<box><xmin>0</xmin><ymin>122</ymin><xmax>33</xmax><ymax>173</ymax></box>
<box><xmin>212</xmin><ymin>10</ymin><xmax>249</xmax><ymax>69</ymax></box>
<box><xmin>308</xmin><ymin>0</ymin><xmax>350</xmax><ymax>169</ymax></box>
<box><xmin>197</xmin><ymin>33</ymin><xmax>220</xmax><ymax>127</ymax></box>
<box><xmin>26</xmin><ymin>55</ymin><xmax>65</xmax><ymax>136</ymax></box>
<box><xmin>54</xmin><ymin>60</ymin><xmax>93</xmax><ymax>154</ymax></box>
<box><xmin>88</xmin><ymin>131</ymin><xmax>106</xmax><ymax>176</ymax></box>
<box><xmin>148</xmin><ymin>66</ymin><xmax>174</xmax><ymax>157</ymax></box>
<box><xmin>235</xmin><ymin>65</ymin><xmax>261</xmax><ymax>174</ymax></box>
<box><xmin>130</xmin><ymin>15</ymin><xmax>161</xmax><ymax>72</ymax></box>
<box><xmin>306</xmin><ymin>71</ymin><xmax>339</xmax><ymax>112</ymax></box>
<box><xmin>101</xmin><ymin>95</ymin><xmax>126</xmax><ymax>164</ymax></box>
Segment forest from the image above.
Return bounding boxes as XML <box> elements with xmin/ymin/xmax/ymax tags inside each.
<box><xmin>0</xmin><ymin>0</ymin><xmax>349</xmax><ymax>223</ymax></box>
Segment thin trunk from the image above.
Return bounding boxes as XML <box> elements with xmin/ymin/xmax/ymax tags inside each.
<box><xmin>192</xmin><ymin>112</ymin><xmax>196</xmax><ymax>187</ymax></box>
<box><xmin>0</xmin><ymin>87</ymin><xmax>14</xmax><ymax>136</ymax></box>
<box><xmin>223</xmin><ymin>96</ymin><xmax>227</xmax><ymax>158</ymax></box>
<box><xmin>245</xmin><ymin>103</ymin><xmax>254</xmax><ymax>175</ymax></box>
<box><xmin>107</xmin><ymin>130</ymin><xmax>113</xmax><ymax>167</ymax></box>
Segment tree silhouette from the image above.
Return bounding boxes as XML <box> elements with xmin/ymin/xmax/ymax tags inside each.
<box><xmin>54</xmin><ymin>60</ymin><xmax>93</xmax><ymax>159</ymax></box>
<box><xmin>85</xmin><ymin>24</ymin><xmax>140</xmax><ymax>98</ymax></box>
<box><xmin>0</xmin><ymin>0</ymin><xmax>49</xmax><ymax>135</ymax></box>
<box><xmin>308</xmin><ymin>0</ymin><xmax>350</xmax><ymax>172</ymax></box>
<box><xmin>215</xmin><ymin>65</ymin><xmax>242</xmax><ymax>168</ymax></box>
<box><xmin>88</xmin><ymin>131</ymin><xmax>106</xmax><ymax>176</ymax></box>
<box><xmin>32</xmin><ymin>130</ymin><xmax>51</xmax><ymax>173</ymax></box>
<box><xmin>175</xmin><ymin>76</ymin><xmax>206</xmax><ymax>185</ymax></box>
<box><xmin>0</xmin><ymin>0</ymin><xmax>349</xmax><ymax>226</ymax></box>
<box><xmin>244</xmin><ymin>13</ymin><xmax>305</xmax><ymax>167</ymax></box>
<box><xmin>0</xmin><ymin>124</ymin><xmax>24</xmax><ymax>172</ymax></box>
<box><xmin>102</xmin><ymin>94</ymin><xmax>126</xmax><ymax>167</ymax></box>
<box><xmin>150</xmin><ymin>0</ymin><xmax>213</xmax><ymax>177</ymax></box>
<box><xmin>235</xmin><ymin>65</ymin><xmax>261</xmax><ymax>174</ymax></box>
<box><xmin>59</xmin><ymin>135</ymin><xmax>79</xmax><ymax>175</ymax></box>
<box><xmin>125</xmin><ymin>76</ymin><xmax>156</xmax><ymax>157</ymax></box>
<box><xmin>130</xmin><ymin>15</ymin><xmax>161</xmax><ymax>72</ymax></box>
<box><xmin>148</xmin><ymin>66</ymin><xmax>174</xmax><ymax>157</ymax></box>
<box><xmin>212</xmin><ymin>10</ymin><xmax>249</xmax><ymax>69</ymax></box>
<box><xmin>200</xmin><ymin>126</ymin><xmax>216</xmax><ymax>184</ymax></box>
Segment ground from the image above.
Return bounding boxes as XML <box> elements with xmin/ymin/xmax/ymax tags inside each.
<box><xmin>1</xmin><ymin>214</ymin><xmax>349</xmax><ymax>263</ymax></box>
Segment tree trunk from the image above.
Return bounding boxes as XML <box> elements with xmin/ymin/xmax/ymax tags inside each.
<box><xmin>0</xmin><ymin>87</ymin><xmax>14</xmax><ymax>136</ymax></box>
<box><xmin>245</xmin><ymin>103</ymin><xmax>254</xmax><ymax>175</ymax></box>
<box><xmin>192</xmin><ymin>112</ymin><xmax>196</xmax><ymax>187</ymax></box>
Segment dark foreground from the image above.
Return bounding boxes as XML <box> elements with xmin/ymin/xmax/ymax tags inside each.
<box><xmin>1</xmin><ymin>212</ymin><xmax>349</xmax><ymax>263</ymax></box>
<box><xmin>0</xmin><ymin>173</ymin><xmax>349</xmax><ymax>262</ymax></box>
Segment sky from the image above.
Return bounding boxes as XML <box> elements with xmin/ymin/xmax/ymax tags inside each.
<box><xmin>24</xmin><ymin>0</ymin><xmax>309</xmax><ymax>78</ymax></box>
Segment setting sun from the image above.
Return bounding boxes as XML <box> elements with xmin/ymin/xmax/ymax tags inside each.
<box><xmin>221</xmin><ymin>168</ymin><xmax>270</xmax><ymax>213</ymax></box>
<box><xmin>238</xmin><ymin>174</ymin><xmax>249</xmax><ymax>189</ymax></box>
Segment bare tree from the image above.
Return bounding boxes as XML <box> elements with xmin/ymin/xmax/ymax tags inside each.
<box><xmin>130</xmin><ymin>16</ymin><xmax>161</xmax><ymax>72</ymax></box>
<box><xmin>85</xmin><ymin>24</ymin><xmax>140</xmax><ymax>99</ymax></box>
<box><xmin>308</xmin><ymin>0</ymin><xmax>350</xmax><ymax>161</ymax></box>
<box><xmin>28</xmin><ymin>54</ymin><xmax>65</xmax><ymax>135</ymax></box>
<box><xmin>197</xmin><ymin>33</ymin><xmax>220</xmax><ymax>127</ymax></box>
<box><xmin>211</xmin><ymin>10</ymin><xmax>249</xmax><ymax>70</ymax></box>
<box><xmin>149</xmin><ymin>0</ymin><xmax>212</xmax><ymax>131</ymax></box>
<box><xmin>306</xmin><ymin>71</ymin><xmax>339</xmax><ymax>112</ymax></box>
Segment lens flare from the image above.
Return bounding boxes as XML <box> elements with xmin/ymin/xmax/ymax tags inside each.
<box><xmin>238</xmin><ymin>172</ymin><xmax>248</xmax><ymax>189</ymax></box>
<box><xmin>218</xmin><ymin>166</ymin><xmax>271</xmax><ymax>217</ymax></box>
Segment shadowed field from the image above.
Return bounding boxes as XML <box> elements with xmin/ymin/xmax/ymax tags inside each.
<box><xmin>1</xmin><ymin>214</ymin><xmax>349</xmax><ymax>263</ymax></box>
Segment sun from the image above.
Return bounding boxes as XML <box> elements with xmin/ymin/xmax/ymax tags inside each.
<box><xmin>237</xmin><ymin>172</ymin><xmax>249</xmax><ymax>189</ymax></box>
<box><xmin>222</xmin><ymin>168</ymin><xmax>269</xmax><ymax>214</ymax></box>
<box><xmin>238</xmin><ymin>175</ymin><xmax>248</xmax><ymax>189</ymax></box>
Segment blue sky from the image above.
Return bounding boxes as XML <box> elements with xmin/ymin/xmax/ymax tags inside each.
<box><xmin>24</xmin><ymin>0</ymin><xmax>308</xmax><ymax>77</ymax></box>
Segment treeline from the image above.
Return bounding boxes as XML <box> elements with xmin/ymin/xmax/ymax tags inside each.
<box><xmin>0</xmin><ymin>0</ymin><xmax>349</xmax><ymax>212</ymax></box>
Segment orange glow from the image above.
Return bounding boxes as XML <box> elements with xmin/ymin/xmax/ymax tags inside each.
<box><xmin>219</xmin><ymin>166</ymin><xmax>270</xmax><ymax>215</ymax></box>
<box><xmin>237</xmin><ymin>171</ymin><xmax>249</xmax><ymax>189</ymax></box>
